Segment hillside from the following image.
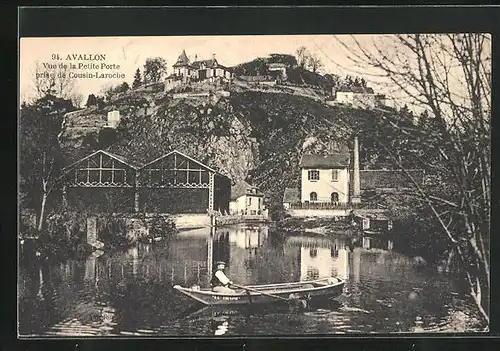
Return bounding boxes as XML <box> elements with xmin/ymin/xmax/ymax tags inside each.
<box><xmin>231</xmin><ymin>55</ymin><xmax>338</xmax><ymax>93</ymax></box>
<box><xmin>59</xmin><ymin>82</ymin><xmax>409</xmax><ymax>211</ymax></box>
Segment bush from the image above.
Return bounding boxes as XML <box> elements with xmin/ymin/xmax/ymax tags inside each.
<box><xmin>137</xmin><ymin>214</ymin><xmax>177</xmax><ymax>243</ymax></box>
<box><xmin>99</xmin><ymin>216</ymin><xmax>133</xmax><ymax>249</ymax></box>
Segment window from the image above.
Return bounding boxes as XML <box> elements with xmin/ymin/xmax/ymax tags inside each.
<box><xmin>113</xmin><ymin>170</ymin><xmax>124</xmax><ymax>184</ymax></box>
<box><xmin>177</xmin><ymin>170</ymin><xmax>188</xmax><ymax>184</ymax></box>
<box><xmin>248</xmin><ymin>197</ymin><xmax>252</xmax><ymax>206</ymax></box>
<box><xmin>331</xmin><ymin>169</ymin><xmax>339</xmax><ymax>182</ymax></box>
<box><xmin>310</xmin><ymin>192</ymin><xmax>317</xmax><ymax>202</ymax></box>
<box><xmin>150</xmin><ymin>170</ymin><xmax>161</xmax><ymax>185</ymax></box>
<box><xmin>101</xmin><ymin>170</ymin><xmax>112</xmax><ymax>183</ymax></box>
<box><xmin>307</xmin><ymin>267</ymin><xmax>320</xmax><ymax>280</ymax></box>
<box><xmin>77</xmin><ymin>169</ymin><xmax>87</xmax><ymax>183</ymax></box>
<box><xmin>188</xmin><ymin>171</ymin><xmax>199</xmax><ymax>184</ymax></box>
<box><xmin>308</xmin><ymin>170</ymin><xmax>320</xmax><ymax>181</ymax></box>
<box><xmin>331</xmin><ymin>192</ymin><xmax>339</xmax><ymax>203</ymax></box>
<box><xmin>200</xmin><ymin>171</ymin><xmax>209</xmax><ymax>184</ymax></box>
<box><xmin>309</xmin><ymin>248</ymin><xmax>318</xmax><ymax>258</ymax></box>
<box><xmin>89</xmin><ymin>170</ymin><xmax>100</xmax><ymax>183</ymax></box>
<box><xmin>163</xmin><ymin>170</ymin><xmax>175</xmax><ymax>185</ymax></box>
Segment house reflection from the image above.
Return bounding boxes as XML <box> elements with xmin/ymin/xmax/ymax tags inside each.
<box><xmin>228</xmin><ymin>225</ymin><xmax>268</xmax><ymax>250</ymax></box>
<box><xmin>219</xmin><ymin>225</ymin><xmax>269</xmax><ymax>286</ymax></box>
<box><xmin>296</xmin><ymin>238</ymin><xmax>350</xmax><ymax>281</ymax></box>
<box><xmin>361</xmin><ymin>236</ymin><xmax>394</xmax><ymax>251</ymax></box>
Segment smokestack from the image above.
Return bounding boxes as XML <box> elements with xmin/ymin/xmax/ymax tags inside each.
<box><xmin>351</xmin><ymin>135</ymin><xmax>361</xmax><ymax>203</ymax></box>
<box><xmin>212</xmin><ymin>53</ymin><xmax>216</xmax><ymax>60</ymax></box>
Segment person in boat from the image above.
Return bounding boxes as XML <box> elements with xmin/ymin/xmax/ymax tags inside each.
<box><xmin>211</xmin><ymin>261</ymin><xmax>236</xmax><ymax>294</ymax></box>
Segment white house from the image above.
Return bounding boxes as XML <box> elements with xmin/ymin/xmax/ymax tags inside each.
<box><xmin>107</xmin><ymin>110</ymin><xmax>120</xmax><ymax>128</ymax></box>
<box><xmin>299</xmin><ymin>153</ymin><xmax>350</xmax><ymax>204</ymax></box>
<box><xmin>334</xmin><ymin>86</ymin><xmax>385</xmax><ymax>109</ymax></box>
<box><xmin>229</xmin><ymin>181</ymin><xmax>265</xmax><ymax>216</ymax></box>
<box><xmin>171</xmin><ymin>50</ymin><xmax>232</xmax><ymax>83</ymax></box>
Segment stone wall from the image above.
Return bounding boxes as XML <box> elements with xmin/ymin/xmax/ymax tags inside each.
<box><xmin>215</xmin><ymin>215</ymin><xmax>245</xmax><ymax>227</ymax></box>
<box><xmin>172</xmin><ymin>214</ymin><xmax>211</xmax><ymax>229</ymax></box>
<box><xmin>287</xmin><ymin>209</ymin><xmax>350</xmax><ymax>218</ymax></box>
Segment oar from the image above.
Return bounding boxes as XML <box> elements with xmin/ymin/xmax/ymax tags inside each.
<box><xmin>230</xmin><ymin>282</ymin><xmax>302</xmax><ymax>305</ymax></box>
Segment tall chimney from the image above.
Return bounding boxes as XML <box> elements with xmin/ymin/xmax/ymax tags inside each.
<box><xmin>212</xmin><ymin>53</ymin><xmax>216</xmax><ymax>60</ymax></box>
<box><xmin>351</xmin><ymin>135</ymin><xmax>361</xmax><ymax>203</ymax></box>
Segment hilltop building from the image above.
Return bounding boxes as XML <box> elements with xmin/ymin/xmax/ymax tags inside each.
<box><xmin>331</xmin><ymin>86</ymin><xmax>386</xmax><ymax>109</ymax></box>
<box><xmin>267</xmin><ymin>62</ymin><xmax>288</xmax><ymax>81</ymax></box>
<box><xmin>166</xmin><ymin>50</ymin><xmax>233</xmax><ymax>85</ymax></box>
<box><xmin>106</xmin><ymin>110</ymin><xmax>121</xmax><ymax>128</ymax></box>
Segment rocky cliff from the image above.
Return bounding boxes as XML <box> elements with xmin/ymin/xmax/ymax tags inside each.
<box><xmin>58</xmin><ymin>82</ymin><xmax>395</xmax><ymax>209</ymax></box>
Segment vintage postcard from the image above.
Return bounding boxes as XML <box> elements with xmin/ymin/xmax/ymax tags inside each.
<box><xmin>18</xmin><ymin>30</ymin><xmax>490</xmax><ymax>337</ymax></box>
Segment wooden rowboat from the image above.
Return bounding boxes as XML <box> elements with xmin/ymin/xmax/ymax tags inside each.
<box><xmin>173</xmin><ymin>277</ymin><xmax>345</xmax><ymax>306</ymax></box>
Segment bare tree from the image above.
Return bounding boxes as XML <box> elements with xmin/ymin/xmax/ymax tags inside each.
<box><xmin>296</xmin><ymin>46</ymin><xmax>308</xmax><ymax>68</ymax></box>
<box><xmin>32</xmin><ymin>61</ymin><xmax>77</xmax><ymax>100</ymax></box>
<box><xmin>71</xmin><ymin>92</ymin><xmax>84</xmax><ymax>109</ymax></box>
<box><xmin>307</xmin><ymin>53</ymin><xmax>324</xmax><ymax>73</ymax></box>
<box><xmin>336</xmin><ymin>34</ymin><xmax>491</xmax><ymax>324</ymax></box>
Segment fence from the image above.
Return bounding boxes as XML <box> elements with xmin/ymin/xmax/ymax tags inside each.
<box><xmin>289</xmin><ymin>202</ymin><xmax>367</xmax><ymax>210</ymax></box>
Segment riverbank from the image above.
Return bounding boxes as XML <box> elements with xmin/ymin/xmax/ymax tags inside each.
<box><xmin>275</xmin><ymin>216</ymin><xmax>362</xmax><ymax>237</ymax></box>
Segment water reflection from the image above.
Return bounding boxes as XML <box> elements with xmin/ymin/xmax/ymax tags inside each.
<box><xmin>18</xmin><ymin>224</ymin><xmax>485</xmax><ymax>336</ymax></box>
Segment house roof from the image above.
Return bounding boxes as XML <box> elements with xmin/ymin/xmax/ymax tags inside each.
<box><xmin>173</xmin><ymin>50</ymin><xmax>191</xmax><ymax>67</ymax></box>
<box><xmin>192</xmin><ymin>59</ymin><xmax>215</xmax><ymax>69</ymax></box>
<box><xmin>191</xmin><ymin>58</ymin><xmax>229</xmax><ymax>70</ymax></box>
<box><xmin>139</xmin><ymin>149</ymin><xmax>218</xmax><ymax>173</ymax></box>
<box><xmin>283</xmin><ymin>188</ymin><xmax>300</xmax><ymax>203</ymax></box>
<box><xmin>299</xmin><ymin>153</ymin><xmax>350</xmax><ymax>168</ymax></box>
<box><xmin>61</xmin><ymin>149</ymin><xmax>145</xmax><ymax>173</ymax></box>
<box><xmin>104</xmin><ymin>150</ymin><xmax>145</xmax><ymax>169</ymax></box>
<box><xmin>230</xmin><ymin>181</ymin><xmax>263</xmax><ymax>200</ymax></box>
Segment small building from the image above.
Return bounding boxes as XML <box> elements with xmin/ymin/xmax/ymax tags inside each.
<box><xmin>268</xmin><ymin>62</ymin><xmax>288</xmax><ymax>81</ymax></box>
<box><xmin>229</xmin><ymin>181</ymin><xmax>265</xmax><ymax>216</ymax></box>
<box><xmin>299</xmin><ymin>153</ymin><xmax>350</xmax><ymax>204</ymax></box>
<box><xmin>107</xmin><ymin>110</ymin><xmax>120</xmax><ymax>128</ymax></box>
<box><xmin>334</xmin><ymin>86</ymin><xmax>385</xmax><ymax>109</ymax></box>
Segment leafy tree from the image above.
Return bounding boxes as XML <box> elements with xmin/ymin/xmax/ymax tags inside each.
<box><xmin>143</xmin><ymin>57</ymin><xmax>167</xmax><ymax>84</ymax></box>
<box><xmin>132</xmin><ymin>68</ymin><xmax>142</xmax><ymax>88</ymax></box>
<box><xmin>115</xmin><ymin>82</ymin><xmax>130</xmax><ymax>94</ymax></box>
<box><xmin>20</xmin><ymin>94</ymin><xmax>76</xmax><ymax>232</ymax></box>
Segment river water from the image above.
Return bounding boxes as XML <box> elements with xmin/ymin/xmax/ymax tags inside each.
<box><xmin>18</xmin><ymin>223</ymin><xmax>486</xmax><ymax>336</ymax></box>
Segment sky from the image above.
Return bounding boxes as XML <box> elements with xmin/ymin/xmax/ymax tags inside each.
<box><xmin>20</xmin><ymin>34</ymin><xmax>380</xmax><ymax>104</ymax></box>
<box><xmin>20</xmin><ymin>34</ymin><xmax>489</xmax><ymax>114</ymax></box>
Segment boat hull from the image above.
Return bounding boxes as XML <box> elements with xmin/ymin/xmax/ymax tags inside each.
<box><xmin>173</xmin><ymin>277</ymin><xmax>345</xmax><ymax>306</ymax></box>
